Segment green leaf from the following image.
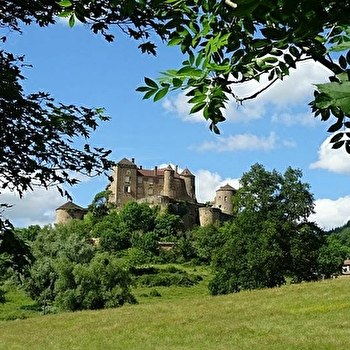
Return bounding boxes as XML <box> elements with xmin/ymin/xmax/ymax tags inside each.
<box><xmin>329</xmin><ymin>41</ymin><xmax>350</xmax><ymax>52</ymax></box>
<box><xmin>58</xmin><ymin>10</ymin><xmax>72</xmax><ymax>18</ymax></box>
<box><xmin>153</xmin><ymin>86</ymin><xmax>169</xmax><ymax>102</ymax></box>
<box><xmin>172</xmin><ymin>78</ymin><xmax>183</xmax><ymax>88</ymax></box>
<box><xmin>339</xmin><ymin>55</ymin><xmax>347</xmax><ymax>70</ymax></box>
<box><xmin>168</xmin><ymin>36</ymin><xmax>183</xmax><ymax>47</ymax></box>
<box><xmin>284</xmin><ymin>53</ymin><xmax>296</xmax><ymax>68</ymax></box>
<box><xmin>144</xmin><ymin>77</ymin><xmax>158</xmax><ymax>89</ymax></box>
<box><xmin>330</xmin><ymin>133</ymin><xmax>344</xmax><ymax>143</ymax></box>
<box><xmin>57</xmin><ymin>0</ymin><xmax>72</xmax><ymax>7</ymax></box>
<box><xmin>188</xmin><ymin>94</ymin><xmax>206</xmax><ymax>104</ymax></box>
<box><xmin>177</xmin><ymin>66</ymin><xmax>203</xmax><ymax>77</ymax></box>
<box><xmin>332</xmin><ymin>140</ymin><xmax>345</xmax><ymax>149</ymax></box>
<box><xmin>190</xmin><ymin>101</ymin><xmax>207</xmax><ymax>114</ymax></box>
<box><xmin>143</xmin><ymin>90</ymin><xmax>157</xmax><ymax>100</ymax></box>
<box><xmin>316</xmin><ymin>81</ymin><xmax>350</xmax><ymax>113</ymax></box>
<box><xmin>135</xmin><ymin>86</ymin><xmax>151</xmax><ymax>92</ymax></box>
<box><xmin>327</xmin><ymin>121</ymin><xmax>343</xmax><ymax>133</ymax></box>
<box><xmin>68</xmin><ymin>14</ymin><xmax>75</xmax><ymax>28</ymax></box>
<box><xmin>289</xmin><ymin>46</ymin><xmax>300</xmax><ymax>58</ymax></box>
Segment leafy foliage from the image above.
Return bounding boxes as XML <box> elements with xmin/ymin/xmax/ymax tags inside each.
<box><xmin>23</xmin><ymin>222</ymin><xmax>136</xmax><ymax>311</ymax></box>
<box><xmin>0</xmin><ymin>218</ymin><xmax>33</xmax><ymax>281</ymax></box>
<box><xmin>0</xmin><ymin>51</ymin><xmax>113</xmax><ymax>199</ymax></box>
<box><xmin>9</xmin><ymin>0</ymin><xmax>348</xmax><ymax>146</ymax></box>
<box><xmin>209</xmin><ymin>164</ymin><xmax>326</xmax><ymax>295</ymax></box>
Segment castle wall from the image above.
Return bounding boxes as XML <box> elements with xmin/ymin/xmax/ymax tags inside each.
<box><xmin>198</xmin><ymin>207</ymin><xmax>222</xmax><ymax>226</ymax></box>
<box><xmin>136</xmin><ymin>176</ymin><xmax>163</xmax><ymax>200</ymax></box>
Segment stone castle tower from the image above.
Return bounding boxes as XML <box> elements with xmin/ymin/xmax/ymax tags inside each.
<box><xmin>198</xmin><ymin>184</ymin><xmax>236</xmax><ymax>226</ymax></box>
<box><xmin>212</xmin><ymin>183</ymin><xmax>236</xmax><ymax>215</ymax></box>
<box><xmin>107</xmin><ymin>157</ymin><xmax>197</xmax><ymax>208</ymax></box>
<box><xmin>55</xmin><ymin>202</ymin><xmax>87</xmax><ymax>224</ymax></box>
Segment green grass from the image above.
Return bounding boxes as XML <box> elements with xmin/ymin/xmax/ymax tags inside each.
<box><xmin>0</xmin><ymin>287</ymin><xmax>41</xmax><ymax>321</ymax></box>
<box><xmin>1</xmin><ymin>277</ymin><xmax>350</xmax><ymax>349</ymax></box>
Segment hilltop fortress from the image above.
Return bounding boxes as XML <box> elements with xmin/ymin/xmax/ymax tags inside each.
<box><xmin>56</xmin><ymin>157</ymin><xmax>236</xmax><ymax>228</ymax></box>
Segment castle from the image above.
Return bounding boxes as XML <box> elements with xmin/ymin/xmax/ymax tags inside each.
<box><xmin>106</xmin><ymin>157</ymin><xmax>196</xmax><ymax>208</ymax></box>
<box><xmin>56</xmin><ymin>157</ymin><xmax>236</xmax><ymax>228</ymax></box>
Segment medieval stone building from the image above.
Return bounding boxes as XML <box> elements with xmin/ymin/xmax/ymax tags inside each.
<box><xmin>55</xmin><ymin>157</ymin><xmax>237</xmax><ymax>228</ymax></box>
<box><xmin>55</xmin><ymin>201</ymin><xmax>87</xmax><ymax>224</ymax></box>
<box><xmin>106</xmin><ymin>157</ymin><xmax>196</xmax><ymax>209</ymax></box>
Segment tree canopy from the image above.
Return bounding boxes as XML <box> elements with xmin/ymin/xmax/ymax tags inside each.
<box><xmin>49</xmin><ymin>0</ymin><xmax>350</xmax><ymax>151</ymax></box>
<box><xmin>1</xmin><ymin>0</ymin><xmax>350</xmax><ymax>203</ymax></box>
<box><xmin>209</xmin><ymin>164</ymin><xmax>326</xmax><ymax>294</ymax></box>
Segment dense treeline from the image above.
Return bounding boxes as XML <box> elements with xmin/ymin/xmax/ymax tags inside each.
<box><xmin>1</xmin><ymin>164</ymin><xmax>350</xmax><ymax>313</ymax></box>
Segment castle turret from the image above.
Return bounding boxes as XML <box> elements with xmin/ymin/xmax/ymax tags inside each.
<box><xmin>213</xmin><ymin>184</ymin><xmax>236</xmax><ymax>215</ymax></box>
<box><xmin>163</xmin><ymin>164</ymin><xmax>175</xmax><ymax>198</ymax></box>
<box><xmin>107</xmin><ymin>157</ymin><xmax>137</xmax><ymax>207</ymax></box>
<box><xmin>180</xmin><ymin>168</ymin><xmax>196</xmax><ymax>202</ymax></box>
<box><xmin>55</xmin><ymin>202</ymin><xmax>87</xmax><ymax>224</ymax></box>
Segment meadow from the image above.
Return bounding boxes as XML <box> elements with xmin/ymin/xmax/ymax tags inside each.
<box><xmin>1</xmin><ymin>274</ymin><xmax>350</xmax><ymax>350</ymax></box>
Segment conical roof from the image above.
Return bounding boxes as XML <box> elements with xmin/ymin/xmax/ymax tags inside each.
<box><xmin>180</xmin><ymin>168</ymin><xmax>194</xmax><ymax>177</ymax></box>
<box><xmin>117</xmin><ymin>157</ymin><xmax>134</xmax><ymax>165</ymax></box>
<box><xmin>56</xmin><ymin>201</ymin><xmax>86</xmax><ymax>211</ymax></box>
<box><xmin>217</xmin><ymin>183</ymin><xmax>236</xmax><ymax>192</ymax></box>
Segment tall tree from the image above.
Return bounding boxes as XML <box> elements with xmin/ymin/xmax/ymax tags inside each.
<box><xmin>209</xmin><ymin>164</ymin><xmax>325</xmax><ymax>295</ymax></box>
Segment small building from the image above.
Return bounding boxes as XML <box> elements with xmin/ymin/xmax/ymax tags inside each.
<box><xmin>55</xmin><ymin>201</ymin><xmax>87</xmax><ymax>224</ymax></box>
<box><xmin>342</xmin><ymin>259</ymin><xmax>350</xmax><ymax>275</ymax></box>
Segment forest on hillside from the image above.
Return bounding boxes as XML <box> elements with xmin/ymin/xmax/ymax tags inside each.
<box><xmin>1</xmin><ymin>164</ymin><xmax>350</xmax><ymax>314</ymax></box>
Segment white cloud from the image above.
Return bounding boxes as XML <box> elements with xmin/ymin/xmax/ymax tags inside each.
<box><xmin>193</xmin><ymin>132</ymin><xmax>277</xmax><ymax>152</ymax></box>
<box><xmin>261</xmin><ymin>61</ymin><xmax>330</xmax><ymax>106</ymax></box>
<box><xmin>195</xmin><ymin>169</ymin><xmax>240</xmax><ymax>203</ymax></box>
<box><xmin>271</xmin><ymin>111</ymin><xmax>317</xmax><ymax>127</ymax></box>
<box><xmin>224</xmin><ymin>98</ymin><xmax>266</xmax><ymax>123</ymax></box>
<box><xmin>1</xmin><ymin>188</ymin><xmax>65</xmax><ymax>228</ymax></box>
<box><xmin>310</xmin><ymin>196</ymin><xmax>350</xmax><ymax>230</ymax></box>
<box><xmin>310</xmin><ymin>137</ymin><xmax>350</xmax><ymax>175</ymax></box>
<box><xmin>282</xmin><ymin>139</ymin><xmax>297</xmax><ymax>148</ymax></box>
<box><xmin>162</xmin><ymin>92</ymin><xmax>207</xmax><ymax>123</ymax></box>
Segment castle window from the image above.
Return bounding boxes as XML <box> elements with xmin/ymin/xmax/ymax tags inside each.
<box><xmin>124</xmin><ymin>175</ymin><xmax>130</xmax><ymax>183</ymax></box>
<box><xmin>149</xmin><ymin>178</ymin><xmax>153</xmax><ymax>185</ymax></box>
<box><xmin>138</xmin><ymin>177</ymin><xmax>143</xmax><ymax>184</ymax></box>
<box><xmin>124</xmin><ymin>186</ymin><xmax>131</xmax><ymax>193</ymax></box>
<box><xmin>148</xmin><ymin>188</ymin><xmax>154</xmax><ymax>195</ymax></box>
<box><xmin>224</xmin><ymin>196</ymin><xmax>227</xmax><ymax>202</ymax></box>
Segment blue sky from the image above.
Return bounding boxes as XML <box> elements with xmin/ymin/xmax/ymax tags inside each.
<box><xmin>3</xmin><ymin>20</ymin><xmax>350</xmax><ymax>230</ymax></box>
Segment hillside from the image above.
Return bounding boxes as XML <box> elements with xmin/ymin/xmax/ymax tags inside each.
<box><xmin>1</xmin><ymin>277</ymin><xmax>350</xmax><ymax>350</ymax></box>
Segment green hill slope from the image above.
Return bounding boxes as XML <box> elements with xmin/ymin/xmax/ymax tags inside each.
<box><xmin>1</xmin><ymin>277</ymin><xmax>350</xmax><ymax>350</ymax></box>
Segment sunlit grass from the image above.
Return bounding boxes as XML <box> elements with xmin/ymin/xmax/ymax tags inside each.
<box><xmin>1</xmin><ymin>277</ymin><xmax>350</xmax><ymax>349</ymax></box>
<box><xmin>0</xmin><ymin>287</ymin><xmax>41</xmax><ymax>321</ymax></box>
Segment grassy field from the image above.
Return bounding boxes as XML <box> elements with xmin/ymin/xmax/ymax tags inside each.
<box><xmin>1</xmin><ymin>276</ymin><xmax>350</xmax><ymax>350</ymax></box>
